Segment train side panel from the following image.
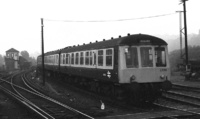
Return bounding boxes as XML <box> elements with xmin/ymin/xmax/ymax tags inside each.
<box><xmin>60</xmin><ymin>46</ymin><xmax>119</xmax><ymax>82</ymax></box>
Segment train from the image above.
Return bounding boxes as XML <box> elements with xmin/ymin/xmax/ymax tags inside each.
<box><xmin>37</xmin><ymin>33</ymin><xmax>172</xmax><ymax>103</ymax></box>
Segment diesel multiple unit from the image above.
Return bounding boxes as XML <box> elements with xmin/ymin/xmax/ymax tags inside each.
<box><xmin>37</xmin><ymin>33</ymin><xmax>172</xmax><ymax>103</ymax></box>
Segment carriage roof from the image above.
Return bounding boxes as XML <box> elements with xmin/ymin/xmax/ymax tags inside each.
<box><xmin>42</xmin><ymin>33</ymin><xmax>167</xmax><ymax>56</ymax></box>
<box><xmin>60</xmin><ymin>34</ymin><xmax>167</xmax><ymax>53</ymax></box>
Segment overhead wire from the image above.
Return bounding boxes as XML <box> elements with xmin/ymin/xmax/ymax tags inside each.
<box><xmin>44</xmin><ymin>12</ymin><xmax>177</xmax><ymax>23</ymax></box>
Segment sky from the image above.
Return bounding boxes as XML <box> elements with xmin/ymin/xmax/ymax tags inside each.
<box><xmin>0</xmin><ymin>0</ymin><xmax>199</xmax><ymax>58</ymax></box>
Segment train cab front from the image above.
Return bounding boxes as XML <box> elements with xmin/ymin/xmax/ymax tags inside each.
<box><xmin>118</xmin><ymin>36</ymin><xmax>172</xmax><ymax>102</ymax></box>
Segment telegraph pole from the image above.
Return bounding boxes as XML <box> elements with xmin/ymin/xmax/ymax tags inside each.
<box><xmin>41</xmin><ymin>18</ymin><xmax>45</xmax><ymax>86</ymax></box>
<box><xmin>176</xmin><ymin>11</ymin><xmax>184</xmax><ymax>58</ymax></box>
<box><xmin>182</xmin><ymin>0</ymin><xmax>189</xmax><ymax>70</ymax></box>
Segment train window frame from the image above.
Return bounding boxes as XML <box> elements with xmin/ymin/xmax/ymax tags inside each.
<box><xmin>97</xmin><ymin>50</ymin><xmax>104</xmax><ymax>67</ymax></box>
<box><xmin>140</xmin><ymin>47</ymin><xmax>153</xmax><ymax>67</ymax></box>
<box><xmin>65</xmin><ymin>53</ymin><xmax>69</xmax><ymax>65</ymax></box>
<box><xmin>71</xmin><ymin>53</ymin><xmax>74</xmax><ymax>65</ymax></box>
<box><xmin>53</xmin><ymin>55</ymin><xmax>55</xmax><ymax>65</ymax></box>
<box><xmin>155</xmin><ymin>47</ymin><xmax>167</xmax><ymax>67</ymax></box>
<box><xmin>97</xmin><ymin>48</ymin><xmax>114</xmax><ymax>69</ymax></box>
<box><xmin>67</xmin><ymin>53</ymin><xmax>71</xmax><ymax>66</ymax></box>
<box><xmin>50</xmin><ymin>55</ymin><xmax>52</xmax><ymax>64</ymax></box>
<box><xmin>106</xmin><ymin>49</ymin><xmax>113</xmax><ymax>67</ymax></box>
<box><xmin>63</xmin><ymin>54</ymin><xmax>66</xmax><ymax>64</ymax></box>
<box><xmin>93</xmin><ymin>51</ymin><xmax>97</xmax><ymax>66</ymax></box>
<box><xmin>75</xmin><ymin>52</ymin><xmax>79</xmax><ymax>65</ymax></box>
<box><xmin>60</xmin><ymin>54</ymin><xmax>63</xmax><ymax>64</ymax></box>
<box><xmin>45</xmin><ymin>56</ymin><xmax>48</xmax><ymax>64</ymax></box>
<box><xmin>85</xmin><ymin>51</ymin><xmax>90</xmax><ymax>65</ymax></box>
<box><xmin>125</xmin><ymin>47</ymin><xmax>139</xmax><ymax>68</ymax></box>
<box><xmin>47</xmin><ymin>56</ymin><xmax>49</xmax><ymax>64</ymax></box>
<box><xmin>80</xmin><ymin>52</ymin><xmax>84</xmax><ymax>65</ymax></box>
<box><xmin>89</xmin><ymin>51</ymin><xmax>93</xmax><ymax>66</ymax></box>
<box><xmin>48</xmin><ymin>56</ymin><xmax>50</xmax><ymax>64</ymax></box>
<box><xmin>55</xmin><ymin>54</ymin><xmax>58</xmax><ymax>65</ymax></box>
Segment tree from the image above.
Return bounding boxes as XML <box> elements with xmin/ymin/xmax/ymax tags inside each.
<box><xmin>21</xmin><ymin>51</ymin><xmax>30</xmax><ymax>61</ymax></box>
<box><xmin>29</xmin><ymin>57</ymin><xmax>37</xmax><ymax>66</ymax></box>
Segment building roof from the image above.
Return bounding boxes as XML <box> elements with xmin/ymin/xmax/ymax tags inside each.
<box><xmin>6</xmin><ymin>48</ymin><xmax>19</xmax><ymax>53</ymax></box>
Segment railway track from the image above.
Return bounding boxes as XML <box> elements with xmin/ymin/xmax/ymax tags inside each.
<box><xmin>162</xmin><ymin>83</ymin><xmax>200</xmax><ymax>107</ymax></box>
<box><xmin>28</xmin><ymin>70</ymin><xmax>200</xmax><ymax>119</ymax></box>
<box><xmin>150</xmin><ymin>82</ymin><xmax>200</xmax><ymax>119</ymax></box>
<box><xmin>12</xmin><ymin>69</ymin><xmax>200</xmax><ymax>119</ymax></box>
<box><xmin>0</xmin><ymin>71</ymin><xmax>94</xmax><ymax>119</ymax></box>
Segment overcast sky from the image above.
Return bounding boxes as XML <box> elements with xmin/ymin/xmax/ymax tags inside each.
<box><xmin>0</xmin><ymin>0</ymin><xmax>199</xmax><ymax>57</ymax></box>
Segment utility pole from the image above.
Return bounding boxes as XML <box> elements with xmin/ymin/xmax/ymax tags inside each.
<box><xmin>176</xmin><ymin>11</ymin><xmax>184</xmax><ymax>58</ymax></box>
<box><xmin>182</xmin><ymin>0</ymin><xmax>189</xmax><ymax>71</ymax></box>
<box><xmin>41</xmin><ymin>18</ymin><xmax>45</xmax><ymax>86</ymax></box>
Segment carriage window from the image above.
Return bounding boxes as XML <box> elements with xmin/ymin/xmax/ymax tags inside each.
<box><xmin>106</xmin><ymin>49</ymin><xmax>113</xmax><ymax>66</ymax></box>
<box><xmin>60</xmin><ymin>54</ymin><xmax>63</xmax><ymax>64</ymax></box>
<box><xmin>125</xmin><ymin>47</ymin><xmax>138</xmax><ymax>68</ymax></box>
<box><xmin>89</xmin><ymin>51</ymin><xmax>93</xmax><ymax>65</ymax></box>
<box><xmin>93</xmin><ymin>52</ymin><xmax>96</xmax><ymax>65</ymax></box>
<box><xmin>53</xmin><ymin>55</ymin><xmax>55</xmax><ymax>64</ymax></box>
<box><xmin>55</xmin><ymin>55</ymin><xmax>57</xmax><ymax>64</ymax></box>
<box><xmin>54</xmin><ymin>55</ymin><xmax>56</xmax><ymax>64</ymax></box>
<box><xmin>98</xmin><ymin>50</ymin><xmax>103</xmax><ymax>66</ymax></box>
<box><xmin>80</xmin><ymin>52</ymin><xmax>84</xmax><ymax>65</ymax></box>
<box><xmin>140</xmin><ymin>47</ymin><xmax>153</xmax><ymax>67</ymax></box>
<box><xmin>85</xmin><ymin>52</ymin><xmax>89</xmax><ymax>65</ymax></box>
<box><xmin>155</xmin><ymin>47</ymin><xmax>166</xmax><ymax>67</ymax></box>
<box><xmin>47</xmin><ymin>56</ymin><xmax>49</xmax><ymax>63</ymax></box>
<box><xmin>75</xmin><ymin>53</ymin><xmax>79</xmax><ymax>65</ymax></box>
<box><xmin>71</xmin><ymin>53</ymin><xmax>74</xmax><ymax>65</ymax></box>
<box><xmin>49</xmin><ymin>56</ymin><xmax>51</xmax><ymax>63</ymax></box>
<box><xmin>66</xmin><ymin>54</ymin><xmax>69</xmax><ymax>64</ymax></box>
<box><xmin>63</xmin><ymin>54</ymin><xmax>66</xmax><ymax>64</ymax></box>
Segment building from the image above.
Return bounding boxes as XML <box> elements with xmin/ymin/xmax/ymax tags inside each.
<box><xmin>4</xmin><ymin>48</ymin><xmax>19</xmax><ymax>70</ymax></box>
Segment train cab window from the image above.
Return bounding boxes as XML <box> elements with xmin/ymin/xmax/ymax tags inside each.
<box><xmin>85</xmin><ymin>52</ymin><xmax>89</xmax><ymax>65</ymax></box>
<box><xmin>98</xmin><ymin>50</ymin><xmax>103</xmax><ymax>66</ymax></box>
<box><xmin>155</xmin><ymin>47</ymin><xmax>166</xmax><ymax>67</ymax></box>
<box><xmin>71</xmin><ymin>53</ymin><xmax>74</xmax><ymax>65</ymax></box>
<box><xmin>80</xmin><ymin>52</ymin><xmax>84</xmax><ymax>65</ymax></box>
<box><xmin>140</xmin><ymin>47</ymin><xmax>153</xmax><ymax>67</ymax></box>
<box><xmin>125</xmin><ymin>47</ymin><xmax>138</xmax><ymax>68</ymax></box>
<box><xmin>106</xmin><ymin>49</ymin><xmax>113</xmax><ymax>66</ymax></box>
<box><xmin>75</xmin><ymin>53</ymin><xmax>79</xmax><ymax>65</ymax></box>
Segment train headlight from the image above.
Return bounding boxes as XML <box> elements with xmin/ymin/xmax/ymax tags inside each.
<box><xmin>130</xmin><ymin>75</ymin><xmax>136</xmax><ymax>83</ymax></box>
<box><xmin>160</xmin><ymin>75</ymin><xmax>165</xmax><ymax>80</ymax></box>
